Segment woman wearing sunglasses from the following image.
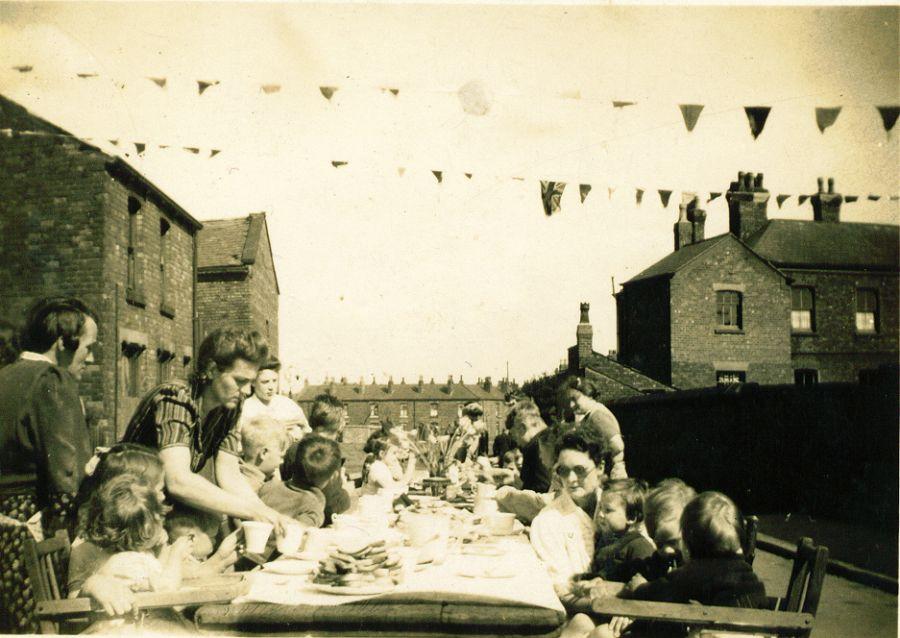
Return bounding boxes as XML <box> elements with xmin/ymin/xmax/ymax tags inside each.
<box><xmin>529</xmin><ymin>427</ymin><xmax>606</xmax><ymax>602</ymax></box>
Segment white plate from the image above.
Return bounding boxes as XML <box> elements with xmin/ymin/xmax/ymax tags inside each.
<box><xmin>261</xmin><ymin>559</ymin><xmax>318</xmax><ymax>575</ymax></box>
<box><xmin>461</xmin><ymin>545</ymin><xmax>503</xmax><ymax>557</ymax></box>
<box><xmin>309</xmin><ymin>581</ymin><xmax>397</xmax><ymax>596</ymax></box>
<box><xmin>456</xmin><ymin>565</ymin><xmax>516</xmax><ymax>579</ymax></box>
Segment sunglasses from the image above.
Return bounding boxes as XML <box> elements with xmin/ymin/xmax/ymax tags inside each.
<box><xmin>554</xmin><ymin>464</ymin><xmax>594</xmax><ymax>480</ymax></box>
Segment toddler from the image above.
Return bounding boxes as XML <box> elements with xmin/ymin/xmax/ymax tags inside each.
<box><xmin>636</xmin><ymin>478</ymin><xmax>696</xmax><ymax>580</ymax></box>
<box><xmin>260</xmin><ymin>434</ymin><xmax>342</xmax><ymax>527</ymax></box>
<box><xmin>589</xmin><ymin>478</ymin><xmax>654</xmax><ymax>582</ymax></box>
<box><xmin>240</xmin><ymin>414</ymin><xmax>290</xmax><ymax>492</ymax></box>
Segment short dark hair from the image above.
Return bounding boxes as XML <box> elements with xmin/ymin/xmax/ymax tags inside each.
<box><xmin>258</xmin><ymin>355</ymin><xmax>282</xmax><ymax>373</ymax></box>
<box><xmin>288</xmin><ymin>434</ymin><xmax>341</xmax><ymax>489</ymax></box>
<box><xmin>193</xmin><ymin>329</ymin><xmax>269</xmax><ymax>387</ymax></box>
<box><xmin>505</xmin><ymin>398</ymin><xmax>540</xmax><ymax>430</ymax></box>
<box><xmin>681</xmin><ymin>491</ymin><xmax>745</xmax><ymax>560</ymax></box>
<box><xmin>555</xmin><ymin>425</ymin><xmax>608</xmax><ymax>468</ymax></box>
<box><xmin>165</xmin><ymin>504</ymin><xmax>221</xmax><ymax>540</ymax></box>
<box><xmin>20</xmin><ymin>297</ymin><xmax>96</xmax><ymax>353</ymax></box>
<box><xmin>602</xmin><ymin>478</ymin><xmax>649</xmax><ymax>523</ymax></box>
<box><xmin>83</xmin><ymin>474</ymin><xmax>168</xmax><ymax>552</ymax></box>
<box><xmin>309</xmin><ymin>393</ymin><xmax>344</xmax><ymax>434</ymax></box>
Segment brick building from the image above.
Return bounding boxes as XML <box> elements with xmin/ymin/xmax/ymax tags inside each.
<box><xmin>0</xmin><ymin>95</ymin><xmax>201</xmax><ymax>440</ymax></box>
<box><xmin>196</xmin><ymin>213</ymin><xmax>280</xmax><ymax>356</ymax></box>
<box><xmin>616</xmin><ymin>172</ymin><xmax>899</xmax><ymax>388</ymax></box>
<box><xmin>564</xmin><ymin>303</ymin><xmax>674</xmax><ymax>400</ymax></box>
<box><xmin>295</xmin><ymin>376</ymin><xmax>510</xmax><ymax>440</ymax></box>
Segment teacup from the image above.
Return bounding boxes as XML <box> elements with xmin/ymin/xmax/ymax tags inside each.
<box><xmin>302</xmin><ymin>527</ymin><xmax>331</xmax><ymax>557</ymax></box>
<box><xmin>404</xmin><ymin>514</ymin><xmax>441</xmax><ymax>547</ymax></box>
<box><xmin>242</xmin><ymin>521</ymin><xmax>273</xmax><ymax>554</ymax></box>
<box><xmin>276</xmin><ymin>523</ymin><xmax>305</xmax><ymax>555</ymax></box>
<box><xmin>487</xmin><ymin>512</ymin><xmax>516</xmax><ymax>536</ymax></box>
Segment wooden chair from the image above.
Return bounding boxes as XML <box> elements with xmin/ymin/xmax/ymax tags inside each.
<box><xmin>743</xmin><ymin>515</ymin><xmax>759</xmax><ymax>566</ymax></box>
<box><xmin>590</xmin><ymin>537</ymin><xmax>828</xmax><ymax>638</ymax></box>
<box><xmin>23</xmin><ymin>533</ymin><xmax>249</xmax><ymax>634</ymax></box>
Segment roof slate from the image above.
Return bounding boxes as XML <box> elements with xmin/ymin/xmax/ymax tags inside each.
<box><xmin>197</xmin><ymin>217</ymin><xmax>251</xmax><ymax>269</ymax></box>
<box><xmin>746</xmin><ymin>220</ymin><xmax>900</xmax><ymax>271</ymax></box>
<box><xmin>294</xmin><ymin>381</ymin><xmax>506</xmax><ymax>403</ymax></box>
<box><xmin>624</xmin><ymin>235</ymin><xmax>729</xmax><ymax>283</ymax></box>
<box><xmin>582</xmin><ymin>352</ymin><xmax>674</xmax><ymax>393</ymax></box>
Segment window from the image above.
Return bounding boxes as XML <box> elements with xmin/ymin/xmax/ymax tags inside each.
<box><xmin>716</xmin><ymin>291</ymin><xmax>742</xmax><ymax>330</ymax></box>
<box><xmin>369</xmin><ymin>403</ymin><xmax>378</xmax><ymax>418</ymax></box>
<box><xmin>794</xmin><ymin>369</ymin><xmax>818</xmax><ymax>386</ymax></box>
<box><xmin>791</xmin><ymin>287</ymin><xmax>814</xmax><ymax>332</ymax></box>
<box><xmin>121</xmin><ymin>342</ymin><xmax>145</xmax><ymax>397</ymax></box>
<box><xmin>856</xmin><ymin>288</ymin><xmax>878</xmax><ymax>333</ymax></box>
<box><xmin>127</xmin><ymin>197</ymin><xmax>141</xmax><ymax>300</ymax></box>
<box><xmin>159</xmin><ymin>219</ymin><xmax>173</xmax><ymax>317</ymax></box>
<box><xmin>157</xmin><ymin>348</ymin><xmax>175</xmax><ymax>384</ymax></box>
<box><xmin>716</xmin><ymin>370</ymin><xmax>745</xmax><ymax>386</ymax></box>
<box><xmin>400</xmin><ymin>404</ymin><xmax>408</xmax><ymax>418</ymax></box>
<box><xmin>429</xmin><ymin>402</ymin><xmax>438</xmax><ymax>418</ymax></box>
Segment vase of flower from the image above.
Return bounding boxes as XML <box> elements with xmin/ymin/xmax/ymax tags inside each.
<box><xmin>422</xmin><ymin>475</ymin><xmax>451</xmax><ymax>498</ymax></box>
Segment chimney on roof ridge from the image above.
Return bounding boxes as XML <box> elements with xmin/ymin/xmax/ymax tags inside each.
<box><xmin>574</xmin><ymin>302</ymin><xmax>593</xmax><ymax>370</ymax></box>
<box><xmin>690</xmin><ymin>203</ymin><xmax>707</xmax><ymax>244</ymax></box>
<box><xmin>447</xmin><ymin>375</ymin><xmax>453</xmax><ymax>386</ymax></box>
<box><xmin>812</xmin><ymin>176</ymin><xmax>842</xmax><ymax>223</ymax></box>
<box><xmin>340</xmin><ymin>376</ymin><xmax>347</xmax><ymax>385</ymax></box>
<box><xmin>418</xmin><ymin>375</ymin><xmax>424</xmax><ymax>392</ymax></box>
<box><xmin>387</xmin><ymin>376</ymin><xmax>394</xmax><ymax>392</ymax></box>
<box><xmin>400</xmin><ymin>377</ymin><xmax>406</xmax><ymax>384</ymax></box>
<box><xmin>459</xmin><ymin>375</ymin><xmax>464</xmax><ymax>385</ymax></box>
<box><xmin>674</xmin><ymin>203</ymin><xmax>693</xmax><ymax>251</ymax></box>
<box><xmin>483</xmin><ymin>376</ymin><xmax>492</xmax><ymax>392</ymax></box>
<box><xmin>727</xmin><ymin>170</ymin><xmax>769</xmax><ymax>241</ymax></box>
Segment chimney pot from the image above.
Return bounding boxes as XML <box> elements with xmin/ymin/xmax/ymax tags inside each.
<box><xmin>754</xmin><ymin>173</ymin><xmax>764</xmax><ymax>189</ymax></box>
<box><xmin>812</xmin><ymin>177</ymin><xmax>842</xmax><ymax>222</ymax></box>
<box><xmin>817</xmin><ymin>177</ymin><xmax>825</xmax><ymax>193</ymax></box>
<box><xmin>828</xmin><ymin>177</ymin><xmax>835</xmax><ymax>194</ymax></box>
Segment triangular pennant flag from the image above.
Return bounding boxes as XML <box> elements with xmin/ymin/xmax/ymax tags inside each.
<box><xmin>658</xmin><ymin>190</ymin><xmax>673</xmax><ymax>208</ymax></box>
<box><xmin>608</xmin><ymin>187</ymin><xmax>616</xmax><ymax>200</ymax></box>
<box><xmin>890</xmin><ymin>195</ymin><xmax>899</xmax><ymax>201</ymax></box>
<box><xmin>184</xmin><ymin>147</ymin><xmax>200</xmax><ymax>154</ymax></box>
<box><xmin>432</xmin><ymin>171</ymin><xmax>443</xmax><ymax>184</ymax></box>
<box><xmin>397</xmin><ymin>167</ymin><xmax>406</xmax><ymax>177</ymax></box>
<box><xmin>389</xmin><ymin>88</ymin><xmax>399</xmax><ymax>96</ymax></box>
<box><xmin>815</xmin><ymin>107</ymin><xmax>842</xmax><ymax>133</ymax></box>
<box><xmin>540</xmin><ymin>181</ymin><xmax>567</xmax><ymax>216</ymax></box>
<box><xmin>612</xmin><ymin>100</ymin><xmax>636</xmax><ymax>108</ymax></box>
<box><xmin>261</xmin><ymin>84</ymin><xmax>281</xmax><ymax>94</ymax></box>
<box><xmin>744</xmin><ymin>106</ymin><xmax>771</xmax><ymax>139</ymax></box>
<box><xmin>845</xmin><ymin>195</ymin><xmax>859</xmax><ymax>203</ymax></box>
<box><xmin>579</xmin><ymin>184</ymin><xmax>592</xmax><ymax>203</ymax></box>
<box><xmin>381</xmin><ymin>87</ymin><xmax>400</xmax><ymax>96</ymax></box>
<box><xmin>868</xmin><ymin>194</ymin><xmax>881</xmax><ymax>201</ymax></box>
<box><xmin>320</xmin><ymin>86</ymin><xmax>338</xmax><ymax>100</ymax></box>
<box><xmin>707</xmin><ymin>192</ymin><xmax>722</xmax><ymax>203</ymax></box>
<box><xmin>798</xmin><ymin>195</ymin><xmax>810</xmax><ymax>205</ymax></box>
<box><xmin>776</xmin><ymin>195</ymin><xmax>790</xmax><ymax>208</ymax></box>
<box><xmin>464</xmin><ymin>173</ymin><xmax>472</xmax><ymax>179</ymax></box>
<box><xmin>134</xmin><ymin>143</ymin><xmax>146</xmax><ymax>155</ymax></box>
<box><xmin>678</xmin><ymin>104</ymin><xmax>704</xmax><ymax>132</ymax></box>
<box><xmin>331</xmin><ymin>161</ymin><xmax>348</xmax><ymax>168</ymax></box>
<box><xmin>209</xmin><ymin>149</ymin><xmax>221</xmax><ymax>158</ymax></box>
<box><xmin>12</xmin><ymin>65</ymin><xmax>33</xmax><ymax>73</ymax></box>
<box><xmin>876</xmin><ymin>106</ymin><xmax>900</xmax><ymax>132</ymax></box>
<box><xmin>76</xmin><ymin>72</ymin><xmax>98</xmax><ymax>79</ymax></box>
<box><xmin>197</xmin><ymin>80</ymin><xmax>219</xmax><ymax>95</ymax></box>
<box><xmin>108</xmin><ymin>139</ymin><xmax>119</xmax><ymax>146</ymax></box>
<box><xmin>636</xmin><ymin>188</ymin><xmax>645</xmax><ymax>206</ymax></box>
<box><xmin>148</xmin><ymin>77</ymin><xmax>167</xmax><ymax>89</ymax></box>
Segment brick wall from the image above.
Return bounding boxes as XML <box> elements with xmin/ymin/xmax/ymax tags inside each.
<box><xmin>0</xmin><ymin>133</ymin><xmax>108</xmax><ymax>429</ymax></box>
<box><xmin>196</xmin><ymin>274</ymin><xmax>252</xmax><ymax>339</ymax></box>
<box><xmin>102</xmin><ymin>175</ymin><xmax>195</xmax><ymax>434</ymax></box>
<box><xmin>669</xmin><ymin>237</ymin><xmax>793</xmax><ymax>388</ymax></box>
<box><xmin>248</xmin><ymin>223</ymin><xmax>279</xmax><ymax>356</ymax></box>
<box><xmin>786</xmin><ymin>269</ymin><xmax>899</xmax><ymax>382</ymax></box>
<box><xmin>616</xmin><ymin>278</ymin><xmax>672</xmax><ymax>385</ymax></box>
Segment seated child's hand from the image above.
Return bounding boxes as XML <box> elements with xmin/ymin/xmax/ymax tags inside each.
<box><xmin>572</xmin><ymin>576</ymin><xmax>605</xmax><ymax>597</ymax></box>
<box><xmin>608</xmin><ymin>616</ymin><xmax>634</xmax><ymax>637</ymax></box>
<box><xmin>624</xmin><ymin>573</ymin><xmax>648</xmax><ymax>595</ymax></box>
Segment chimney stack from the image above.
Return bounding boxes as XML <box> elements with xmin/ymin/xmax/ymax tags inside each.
<box><xmin>690</xmin><ymin>206</ymin><xmax>707</xmax><ymax>244</ymax></box>
<box><xmin>340</xmin><ymin>376</ymin><xmax>347</xmax><ymax>385</ymax></box>
<box><xmin>417</xmin><ymin>375</ymin><xmax>424</xmax><ymax>392</ymax></box>
<box><xmin>576</xmin><ymin>302</ymin><xmax>593</xmax><ymax>368</ymax></box>
<box><xmin>483</xmin><ymin>376</ymin><xmax>492</xmax><ymax>392</ymax></box>
<box><xmin>387</xmin><ymin>376</ymin><xmax>394</xmax><ymax>392</ymax></box>
<box><xmin>811</xmin><ymin>176</ymin><xmax>842</xmax><ymax>223</ymax></box>
<box><xmin>674</xmin><ymin>203</ymin><xmax>693</xmax><ymax>251</ymax></box>
<box><xmin>727</xmin><ymin>171</ymin><xmax>770</xmax><ymax>241</ymax></box>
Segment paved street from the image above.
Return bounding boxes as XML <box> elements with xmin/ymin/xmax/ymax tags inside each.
<box><xmin>754</xmin><ymin>550</ymin><xmax>897</xmax><ymax>638</ymax></box>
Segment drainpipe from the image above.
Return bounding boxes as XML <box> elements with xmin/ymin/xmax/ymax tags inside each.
<box><xmin>192</xmin><ymin>230</ymin><xmax>200</xmax><ymax>362</ymax></box>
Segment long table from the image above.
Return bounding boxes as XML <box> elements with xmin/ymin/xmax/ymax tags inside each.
<box><xmin>194</xmin><ymin>534</ymin><xmax>566</xmax><ymax>637</ymax></box>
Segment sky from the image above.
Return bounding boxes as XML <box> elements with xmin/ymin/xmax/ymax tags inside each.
<box><xmin>0</xmin><ymin>2</ymin><xmax>897</xmax><ymax>385</ymax></box>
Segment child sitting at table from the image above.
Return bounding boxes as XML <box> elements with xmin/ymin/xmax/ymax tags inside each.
<box><xmin>165</xmin><ymin>504</ymin><xmax>223</xmax><ymax>562</ymax></box>
<box><xmin>240</xmin><ymin>414</ymin><xmax>291</xmax><ymax>493</ymax></box>
<box><xmin>635</xmin><ymin>478</ymin><xmax>696</xmax><ymax>580</ymax></box>
<box><xmin>259</xmin><ymin>434</ymin><xmax>342</xmax><ymax>527</ymax></box>
<box><xmin>587</xmin><ymin>478</ymin><xmax>654</xmax><ymax>582</ymax></box>
<box><xmin>76</xmin><ymin>475</ymin><xmax>195</xmax><ymax>634</ymax></box>
<box><xmin>361</xmin><ymin>438</ymin><xmax>416</xmax><ymax>496</ymax></box>
<box><xmin>564</xmin><ymin>491</ymin><xmax>765</xmax><ymax>638</ymax></box>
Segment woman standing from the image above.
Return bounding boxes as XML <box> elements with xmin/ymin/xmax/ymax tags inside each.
<box><xmin>559</xmin><ymin>376</ymin><xmax>627</xmax><ymax>479</ymax></box>
<box><xmin>240</xmin><ymin>356</ymin><xmax>310</xmax><ymax>441</ymax></box>
<box><xmin>122</xmin><ymin>329</ymin><xmax>292</xmax><ymax>530</ymax></box>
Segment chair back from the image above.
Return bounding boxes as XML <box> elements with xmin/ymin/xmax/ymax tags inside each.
<box><xmin>743</xmin><ymin>515</ymin><xmax>759</xmax><ymax>566</ymax></box>
<box><xmin>782</xmin><ymin>537</ymin><xmax>828</xmax><ymax>616</ymax></box>
<box><xmin>23</xmin><ymin>530</ymin><xmax>71</xmax><ymax>634</ymax></box>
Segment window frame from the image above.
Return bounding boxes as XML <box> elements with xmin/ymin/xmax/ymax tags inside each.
<box><xmin>793</xmin><ymin>369</ymin><xmax>818</xmax><ymax>386</ymax></box>
<box><xmin>790</xmin><ymin>286</ymin><xmax>815</xmax><ymax>333</ymax></box>
<box><xmin>855</xmin><ymin>288</ymin><xmax>879</xmax><ymax>334</ymax></box>
<box><xmin>715</xmin><ymin>370</ymin><xmax>746</xmax><ymax>386</ymax></box>
<box><xmin>715</xmin><ymin>290</ymin><xmax>743</xmax><ymax>333</ymax></box>
<box><xmin>125</xmin><ymin>196</ymin><xmax>145</xmax><ymax>306</ymax></box>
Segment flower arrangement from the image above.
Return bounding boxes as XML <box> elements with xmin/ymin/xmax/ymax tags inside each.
<box><xmin>410</xmin><ymin>418</ymin><xmax>480</xmax><ymax>478</ymax></box>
